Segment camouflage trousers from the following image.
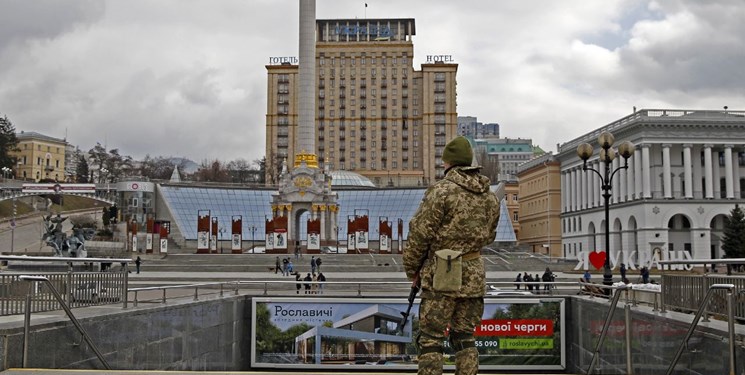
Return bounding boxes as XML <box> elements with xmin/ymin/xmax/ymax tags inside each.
<box><xmin>417</xmin><ymin>296</ymin><xmax>484</xmax><ymax>375</ymax></box>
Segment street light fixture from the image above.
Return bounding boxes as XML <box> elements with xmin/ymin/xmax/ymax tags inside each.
<box><xmin>249</xmin><ymin>225</ymin><xmax>257</xmax><ymax>253</ymax></box>
<box><xmin>1</xmin><ymin>166</ymin><xmax>11</xmax><ymax>181</ymax></box>
<box><xmin>218</xmin><ymin>225</ymin><xmax>226</xmax><ymax>253</ymax></box>
<box><xmin>577</xmin><ymin>131</ymin><xmax>635</xmax><ymax>289</ymax></box>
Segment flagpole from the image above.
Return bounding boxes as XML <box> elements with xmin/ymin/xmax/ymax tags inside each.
<box><xmin>364</xmin><ymin>3</ymin><xmax>367</xmax><ymax>19</ymax></box>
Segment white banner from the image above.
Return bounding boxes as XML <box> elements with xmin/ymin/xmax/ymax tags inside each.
<box><xmin>132</xmin><ymin>235</ymin><xmax>138</xmax><ymax>252</ymax></box>
<box><xmin>160</xmin><ymin>238</ymin><xmax>168</xmax><ymax>253</ymax></box>
<box><xmin>380</xmin><ymin>234</ymin><xmax>389</xmax><ymax>252</ymax></box>
<box><xmin>266</xmin><ymin>233</ymin><xmax>274</xmax><ymax>250</ymax></box>
<box><xmin>347</xmin><ymin>234</ymin><xmax>356</xmax><ymax>250</ymax></box>
<box><xmin>210</xmin><ymin>235</ymin><xmax>217</xmax><ymax>251</ymax></box>
<box><xmin>146</xmin><ymin>234</ymin><xmax>153</xmax><ymax>250</ymax></box>
<box><xmin>356</xmin><ymin>231</ymin><xmax>368</xmax><ymax>250</ymax></box>
<box><xmin>307</xmin><ymin>233</ymin><xmax>320</xmax><ymax>250</ymax></box>
<box><xmin>197</xmin><ymin>231</ymin><xmax>209</xmax><ymax>250</ymax></box>
<box><xmin>273</xmin><ymin>232</ymin><xmax>287</xmax><ymax>249</ymax></box>
<box><xmin>231</xmin><ymin>234</ymin><xmax>242</xmax><ymax>251</ymax></box>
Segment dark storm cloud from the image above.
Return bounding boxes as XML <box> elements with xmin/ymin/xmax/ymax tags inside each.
<box><xmin>0</xmin><ymin>0</ymin><xmax>105</xmax><ymax>52</ymax></box>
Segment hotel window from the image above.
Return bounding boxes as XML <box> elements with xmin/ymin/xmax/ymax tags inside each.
<box><xmin>513</xmin><ymin>212</ymin><xmax>519</xmax><ymax>221</ymax></box>
<box><xmin>371</xmin><ymin>68</ymin><xmax>376</xmax><ymax>77</ymax></box>
<box><xmin>331</xmin><ymin>58</ymin><xmax>335</xmax><ymax>66</ymax></box>
<box><xmin>320</xmin><ymin>57</ymin><xmax>325</xmax><ymax>65</ymax></box>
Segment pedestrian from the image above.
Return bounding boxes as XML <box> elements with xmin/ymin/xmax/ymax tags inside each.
<box><xmin>135</xmin><ymin>256</ymin><xmax>142</xmax><ymax>274</ymax></box>
<box><xmin>514</xmin><ymin>273</ymin><xmax>522</xmax><ymax>290</ymax></box>
<box><xmin>303</xmin><ymin>273</ymin><xmax>312</xmax><ymax>294</ymax></box>
<box><xmin>282</xmin><ymin>257</ymin><xmax>289</xmax><ymax>276</ymax></box>
<box><xmin>402</xmin><ymin>136</ymin><xmax>499</xmax><ymax>375</ymax></box>
<box><xmin>294</xmin><ymin>245</ymin><xmax>300</xmax><ymax>260</ymax></box>
<box><xmin>275</xmin><ymin>256</ymin><xmax>280</xmax><ymax>274</ymax></box>
<box><xmin>316</xmin><ymin>257</ymin><xmax>322</xmax><ymax>272</ymax></box>
<box><xmin>583</xmin><ymin>270</ymin><xmax>591</xmax><ymax>282</ymax></box>
<box><xmin>317</xmin><ymin>272</ymin><xmax>326</xmax><ymax>294</ymax></box>
<box><xmin>526</xmin><ymin>274</ymin><xmax>534</xmax><ymax>292</ymax></box>
<box><xmin>542</xmin><ymin>267</ymin><xmax>553</xmax><ymax>291</ymax></box>
<box><xmin>311</xmin><ymin>273</ymin><xmax>318</xmax><ymax>294</ymax></box>
<box><xmin>641</xmin><ymin>266</ymin><xmax>650</xmax><ymax>283</ymax></box>
<box><xmin>620</xmin><ymin>263</ymin><xmax>627</xmax><ymax>281</ymax></box>
<box><xmin>311</xmin><ymin>256</ymin><xmax>317</xmax><ymax>274</ymax></box>
<box><xmin>294</xmin><ymin>272</ymin><xmax>302</xmax><ymax>294</ymax></box>
<box><xmin>534</xmin><ymin>274</ymin><xmax>541</xmax><ymax>292</ymax></box>
<box><xmin>288</xmin><ymin>260</ymin><xmax>294</xmax><ymax>274</ymax></box>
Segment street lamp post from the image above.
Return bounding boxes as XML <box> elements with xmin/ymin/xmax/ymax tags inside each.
<box><xmin>1</xmin><ymin>166</ymin><xmax>11</xmax><ymax>181</ymax></box>
<box><xmin>250</xmin><ymin>225</ymin><xmax>257</xmax><ymax>253</ymax></box>
<box><xmin>219</xmin><ymin>226</ymin><xmax>226</xmax><ymax>254</ymax></box>
<box><xmin>577</xmin><ymin>131</ymin><xmax>635</xmax><ymax>289</ymax></box>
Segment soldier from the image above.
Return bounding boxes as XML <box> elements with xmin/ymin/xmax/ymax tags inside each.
<box><xmin>403</xmin><ymin>136</ymin><xmax>499</xmax><ymax>375</ymax></box>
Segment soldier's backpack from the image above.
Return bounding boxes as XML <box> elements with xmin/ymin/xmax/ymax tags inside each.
<box><xmin>432</xmin><ymin>249</ymin><xmax>464</xmax><ymax>292</ymax></box>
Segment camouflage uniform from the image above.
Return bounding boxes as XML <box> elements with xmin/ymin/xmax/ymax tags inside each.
<box><xmin>403</xmin><ymin>166</ymin><xmax>499</xmax><ymax>375</ymax></box>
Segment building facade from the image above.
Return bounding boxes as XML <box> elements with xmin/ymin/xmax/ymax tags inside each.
<box><xmin>265</xmin><ymin>18</ymin><xmax>458</xmax><ymax>187</ymax></box>
<box><xmin>11</xmin><ymin>131</ymin><xmax>67</xmax><ymax>182</ymax></box>
<box><xmin>473</xmin><ymin>137</ymin><xmax>535</xmax><ymax>181</ymax></box>
<box><xmin>517</xmin><ymin>152</ymin><xmax>561</xmax><ymax>258</ymax></box>
<box><xmin>503</xmin><ymin>180</ymin><xmax>521</xmax><ymax>241</ymax></box>
<box><xmin>457</xmin><ymin>115</ymin><xmax>499</xmax><ymax>138</ymax></box>
<box><xmin>557</xmin><ymin>108</ymin><xmax>745</xmax><ymax>269</ymax></box>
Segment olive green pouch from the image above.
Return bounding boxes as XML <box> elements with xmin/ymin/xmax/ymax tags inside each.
<box><xmin>432</xmin><ymin>249</ymin><xmax>463</xmax><ymax>292</ymax></box>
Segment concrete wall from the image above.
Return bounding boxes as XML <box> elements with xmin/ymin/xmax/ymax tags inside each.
<box><xmin>0</xmin><ymin>296</ymin><xmax>251</xmax><ymax>371</ymax></box>
<box><xmin>3</xmin><ymin>294</ymin><xmax>743</xmax><ymax>373</ymax></box>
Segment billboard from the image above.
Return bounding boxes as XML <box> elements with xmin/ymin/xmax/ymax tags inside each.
<box><xmin>251</xmin><ymin>297</ymin><xmax>565</xmax><ymax>371</ymax></box>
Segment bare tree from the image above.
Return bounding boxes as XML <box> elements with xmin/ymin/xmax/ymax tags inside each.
<box><xmin>475</xmin><ymin>148</ymin><xmax>500</xmax><ymax>183</ymax></box>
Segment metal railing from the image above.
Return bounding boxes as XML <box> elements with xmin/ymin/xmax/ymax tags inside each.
<box><xmin>0</xmin><ymin>255</ymin><xmax>130</xmax><ymax>316</ymax></box>
<box><xmin>665</xmin><ymin>284</ymin><xmax>736</xmax><ymax>375</ymax></box>
<box><xmin>19</xmin><ymin>275</ymin><xmax>111</xmax><ymax>370</ymax></box>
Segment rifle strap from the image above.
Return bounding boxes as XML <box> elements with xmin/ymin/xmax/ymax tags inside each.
<box><xmin>461</xmin><ymin>251</ymin><xmax>481</xmax><ymax>261</ymax></box>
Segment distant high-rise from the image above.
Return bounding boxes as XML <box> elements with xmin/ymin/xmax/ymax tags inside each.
<box><xmin>266</xmin><ymin>18</ymin><xmax>459</xmax><ymax>187</ymax></box>
<box><xmin>457</xmin><ymin>115</ymin><xmax>499</xmax><ymax>138</ymax></box>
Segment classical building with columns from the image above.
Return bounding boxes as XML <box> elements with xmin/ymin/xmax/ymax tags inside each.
<box><xmin>557</xmin><ymin>108</ymin><xmax>745</xmax><ymax>269</ymax></box>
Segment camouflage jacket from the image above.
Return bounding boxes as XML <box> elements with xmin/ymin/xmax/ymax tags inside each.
<box><xmin>403</xmin><ymin>166</ymin><xmax>500</xmax><ymax>298</ymax></box>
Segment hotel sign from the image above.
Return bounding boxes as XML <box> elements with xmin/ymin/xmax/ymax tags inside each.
<box><xmin>269</xmin><ymin>56</ymin><xmax>298</xmax><ymax>65</ymax></box>
<box><xmin>426</xmin><ymin>55</ymin><xmax>454</xmax><ymax>63</ymax></box>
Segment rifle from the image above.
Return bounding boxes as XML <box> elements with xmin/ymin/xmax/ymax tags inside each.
<box><xmin>398</xmin><ymin>272</ymin><xmax>420</xmax><ymax>334</ymax></box>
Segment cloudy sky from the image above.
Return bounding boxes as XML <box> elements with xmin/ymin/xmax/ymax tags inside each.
<box><xmin>1</xmin><ymin>0</ymin><xmax>744</xmax><ymax>165</ymax></box>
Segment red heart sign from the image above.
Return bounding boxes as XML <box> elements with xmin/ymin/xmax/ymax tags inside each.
<box><xmin>589</xmin><ymin>250</ymin><xmax>606</xmax><ymax>270</ymax></box>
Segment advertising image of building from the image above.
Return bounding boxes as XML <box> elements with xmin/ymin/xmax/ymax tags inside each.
<box><xmin>266</xmin><ymin>18</ymin><xmax>459</xmax><ymax>187</ymax></box>
<box><xmin>10</xmin><ymin>131</ymin><xmax>67</xmax><ymax>182</ymax></box>
<box><xmin>294</xmin><ymin>304</ymin><xmax>411</xmax><ymax>365</ymax></box>
<box><xmin>557</xmin><ymin>108</ymin><xmax>745</xmax><ymax>269</ymax></box>
<box><xmin>517</xmin><ymin>152</ymin><xmax>561</xmax><ymax>258</ymax></box>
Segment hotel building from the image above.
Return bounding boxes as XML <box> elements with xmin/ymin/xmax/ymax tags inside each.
<box><xmin>557</xmin><ymin>108</ymin><xmax>745</xmax><ymax>267</ymax></box>
<box><xmin>265</xmin><ymin>18</ymin><xmax>458</xmax><ymax>187</ymax></box>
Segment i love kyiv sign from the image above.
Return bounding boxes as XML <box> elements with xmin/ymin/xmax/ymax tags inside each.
<box><xmin>574</xmin><ymin>249</ymin><xmax>694</xmax><ymax>271</ymax></box>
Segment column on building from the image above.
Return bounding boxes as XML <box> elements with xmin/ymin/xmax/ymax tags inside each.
<box><xmin>634</xmin><ymin>145</ymin><xmax>643</xmax><ymax>199</ymax></box>
<box><xmin>319</xmin><ymin>205</ymin><xmax>326</xmax><ymax>241</ymax></box>
<box><xmin>581</xmin><ymin>167</ymin><xmax>588</xmax><ymax>209</ymax></box>
<box><xmin>662</xmin><ymin>144</ymin><xmax>672</xmax><ymax>198</ymax></box>
<box><xmin>574</xmin><ymin>168</ymin><xmax>580</xmax><ymax>211</ymax></box>
<box><xmin>725</xmin><ymin>145</ymin><xmax>734</xmax><ymax>198</ymax></box>
<box><xmin>704</xmin><ymin>144</ymin><xmax>713</xmax><ymax>198</ymax></box>
<box><xmin>735</xmin><ymin>148</ymin><xmax>742</xmax><ymax>199</ymax></box>
<box><xmin>683</xmin><ymin>144</ymin><xmax>693</xmax><ymax>198</ymax></box>
<box><xmin>713</xmin><ymin>149</ymin><xmax>721</xmax><ymax>199</ymax></box>
<box><xmin>610</xmin><ymin>155</ymin><xmax>621</xmax><ymax>203</ymax></box>
<box><xmin>595</xmin><ymin>160</ymin><xmax>602</xmax><ymax>205</ymax></box>
<box><xmin>641</xmin><ymin>144</ymin><xmax>652</xmax><ymax>198</ymax></box>
<box><xmin>626</xmin><ymin>151</ymin><xmax>634</xmax><ymax>201</ymax></box>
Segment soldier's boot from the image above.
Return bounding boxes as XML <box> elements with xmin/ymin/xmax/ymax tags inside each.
<box><xmin>417</xmin><ymin>350</ymin><xmax>443</xmax><ymax>375</ymax></box>
<box><xmin>450</xmin><ymin>331</ymin><xmax>478</xmax><ymax>375</ymax></box>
